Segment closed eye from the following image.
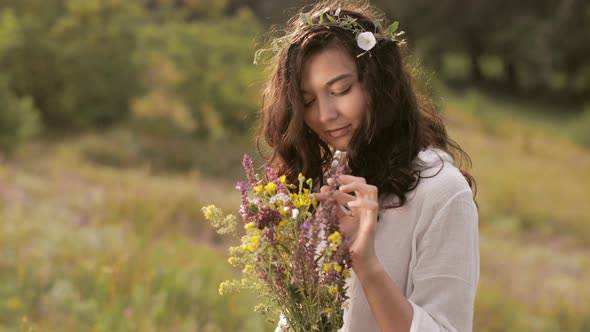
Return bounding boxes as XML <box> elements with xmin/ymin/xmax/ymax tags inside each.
<box><xmin>303</xmin><ymin>99</ymin><xmax>315</xmax><ymax>108</ymax></box>
<box><xmin>332</xmin><ymin>86</ymin><xmax>352</xmax><ymax>96</ymax></box>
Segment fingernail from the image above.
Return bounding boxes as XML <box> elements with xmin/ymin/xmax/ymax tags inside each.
<box><xmin>327</xmin><ymin>178</ymin><xmax>334</xmax><ymax>185</ymax></box>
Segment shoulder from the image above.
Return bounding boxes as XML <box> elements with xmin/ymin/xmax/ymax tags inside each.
<box><xmin>406</xmin><ymin>148</ymin><xmax>478</xmax><ymax>245</ymax></box>
<box><xmin>410</xmin><ymin>147</ymin><xmax>474</xmax><ymax>210</ymax></box>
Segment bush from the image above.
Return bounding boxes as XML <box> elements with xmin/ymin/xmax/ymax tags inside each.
<box><xmin>0</xmin><ymin>1</ymin><xmax>144</xmax><ymax>130</ymax></box>
<box><xmin>134</xmin><ymin>7</ymin><xmax>263</xmax><ymax>139</ymax></box>
<box><xmin>0</xmin><ymin>78</ymin><xmax>40</xmax><ymax>156</ymax></box>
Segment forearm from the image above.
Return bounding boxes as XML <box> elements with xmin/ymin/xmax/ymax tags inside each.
<box><xmin>356</xmin><ymin>260</ymin><xmax>413</xmax><ymax>332</ymax></box>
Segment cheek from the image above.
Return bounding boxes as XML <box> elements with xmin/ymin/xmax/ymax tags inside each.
<box><xmin>349</xmin><ymin>93</ymin><xmax>368</xmax><ymax>123</ymax></box>
<box><xmin>302</xmin><ymin>110</ymin><xmax>316</xmax><ymax>129</ymax></box>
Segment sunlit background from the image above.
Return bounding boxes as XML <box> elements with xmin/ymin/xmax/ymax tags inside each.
<box><xmin>1</xmin><ymin>0</ymin><xmax>589</xmax><ymax>331</ymax></box>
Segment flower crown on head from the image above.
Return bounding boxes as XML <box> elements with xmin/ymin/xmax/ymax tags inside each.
<box><xmin>254</xmin><ymin>5</ymin><xmax>405</xmax><ymax>65</ymax></box>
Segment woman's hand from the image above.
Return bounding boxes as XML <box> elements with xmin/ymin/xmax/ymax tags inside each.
<box><xmin>317</xmin><ymin>175</ymin><xmax>380</xmax><ymax>273</ymax></box>
<box><xmin>319</xmin><ymin>175</ymin><xmax>414</xmax><ymax>332</ymax></box>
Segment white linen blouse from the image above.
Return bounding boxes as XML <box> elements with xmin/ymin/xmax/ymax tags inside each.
<box><xmin>341</xmin><ymin>147</ymin><xmax>479</xmax><ymax>332</ymax></box>
<box><xmin>276</xmin><ymin>147</ymin><xmax>480</xmax><ymax>332</ymax></box>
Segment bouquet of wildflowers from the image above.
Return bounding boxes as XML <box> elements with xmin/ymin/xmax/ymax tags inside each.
<box><xmin>202</xmin><ymin>155</ymin><xmax>351</xmax><ymax>332</ymax></box>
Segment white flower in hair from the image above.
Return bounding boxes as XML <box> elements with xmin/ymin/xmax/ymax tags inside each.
<box><xmin>335</xmin><ymin>5</ymin><xmax>342</xmax><ymax>16</ymax></box>
<box><xmin>356</xmin><ymin>31</ymin><xmax>376</xmax><ymax>51</ymax></box>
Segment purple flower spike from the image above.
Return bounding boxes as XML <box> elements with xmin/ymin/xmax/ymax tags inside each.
<box><xmin>235</xmin><ymin>181</ymin><xmax>249</xmax><ymax>191</ymax></box>
<box><xmin>301</xmin><ymin>218</ymin><xmax>312</xmax><ymax>237</ymax></box>
<box><xmin>266</xmin><ymin>166</ymin><xmax>276</xmax><ymax>178</ymax></box>
<box><xmin>242</xmin><ymin>154</ymin><xmax>257</xmax><ymax>187</ymax></box>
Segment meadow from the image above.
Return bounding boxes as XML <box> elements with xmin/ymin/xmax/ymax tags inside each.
<box><xmin>1</xmin><ymin>87</ymin><xmax>589</xmax><ymax>331</ymax></box>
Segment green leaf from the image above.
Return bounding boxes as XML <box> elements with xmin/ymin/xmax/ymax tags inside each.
<box><xmin>307</xmin><ymin>15</ymin><xmax>313</xmax><ymax>26</ymax></box>
<box><xmin>319</xmin><ymin>13</ymin><xmax>324</xmax><ymax>24</ymax></box>
<box><xmin>299</xmin><ymin>13</ymin><xmax>309</xmax><ymax>25</ymax></box>
<box><xmin>327</xmin><ymin>14</ymin><xmax>335</xmax><ymax>23</ymax></box>
<box><xmin>385</xmin><ymin>21</ymin><xmax>399</xmax><ymax>38</ymax></box>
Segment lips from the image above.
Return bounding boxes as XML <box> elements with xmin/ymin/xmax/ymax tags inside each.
<box><xmin>326</xmin><ymin>125</ymin><xmax>351</xmax><ymax>138</ymax></box>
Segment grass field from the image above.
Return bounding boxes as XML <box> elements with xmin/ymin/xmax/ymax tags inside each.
<box><xmin>1</xmin><ymin>87</ymin><xmax>589</xmax><ymax>331</ymax></box>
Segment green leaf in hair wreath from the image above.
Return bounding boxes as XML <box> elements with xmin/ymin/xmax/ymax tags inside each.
<box><xmin>385</xmin><ymin>21</ymin><xmax>399</xmax><ymax>39</ymax></box>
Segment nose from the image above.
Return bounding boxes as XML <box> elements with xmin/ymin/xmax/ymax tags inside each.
<box><xmin>317</xmin><ymin>98</ymin><xmax>338</xmax><ymax>123</ymax></box>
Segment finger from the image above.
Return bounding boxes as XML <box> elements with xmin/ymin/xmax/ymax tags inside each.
<box><xmin>315</xmin><ymin>192</ymin><xmax>328</xmax><ymax>202</ymax></box>
<box><xmin>335</xmin><ymin>174</ymin><xmax>366</xmax><ymax>185</ymax></box>
<box><xmin>316</xmin><ymin>187</ymin><xmax>353</xmax><ymax>205</ymax></box>
<box><xmin>316</xmin><ymin>185</ymin><xmax>334</xmax><ymax>201</ymax></box>
<box><xmin>335</xmin><ymin>204</ymin><xmax>351</xmax><ymax>219</ymax></box>
<box><xmin>332</xmin><ymin>190</ymin><xmax>355</xmax><ymax>206</ymax></box>
<box><xmin>347</xmin><ymin>199</ymin><xmax>379</xmax><ymax>240</ymax></box>
<box><xmin>347</xmin><ymin>198</ymin><xmax>379</xmax><ymax>211</ymax></box>
<box><xmin>339</xmin><ymin>182</ymin><xmax>378</xmax><ymax>199</ymax></box>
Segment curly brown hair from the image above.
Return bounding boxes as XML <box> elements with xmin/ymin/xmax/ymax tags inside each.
<box><xmin>257</xmin><ymin>0</ymin><xmax>476</xmax><ymax>207</ymax></box>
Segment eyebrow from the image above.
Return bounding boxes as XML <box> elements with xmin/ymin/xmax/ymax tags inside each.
<box><xmin>301</xmin><ymin>73</ymin><xmax>354</xmax><ymax>94</ymax></box>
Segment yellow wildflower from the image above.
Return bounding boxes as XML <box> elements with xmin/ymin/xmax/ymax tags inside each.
<box><xmin>328</xmin><ymin>231</ymin><xmax>342</xmax><ymax>245</ymax></box>
<box><xmin>246</xmin><ymin>244</ymin><xmax>256</xmax><ymax>252</ymax></box>
<box><xmin>279</xmin><ymin>175</ymin><xmax>287</xmax><ymax>184</ymax></box>
<box><xmin>254</xmin><ymin>185</ymin><xmax>263</xmax><ymax>193</ymax></box>
<box><xmin>291</xmin><ymin>193</ymin><xmax>310</xmax><ymax>208</ymax></box>
<box><xmin>323</xmin><ymin>263</ymin><xmax>331</xmax><ymax>272</ymax></box>
<box><xmin>333</xmin><ymin>263</ymin><xmax>343</xmax><ymax>272</ymax></box>
<box><xmin>251</xmin><ymin>236</ymin><xmax>259</xmax><ymax>245</ymax></box>
<box><xmin>243</xmin><ymin>236</ymin><xmax>259</xmax><ymax>252</ymax></box>
<box><xmin>323</xmin><ymin>308</ymin><xmax>333</xmax><ymax>314</ymax></box>
<box><xmin>244</xmin><ymin>222</ymin><xmax>256</xmax><ymax>230</ymax></box>
<box><xmin>203</xmin><ymin>205</ymin><xmax>217</xmax><ymax>220</ymax></box>
<box><xmin>278</xmin><ymin>220</ymin><xmax>288</xmax><ymax>227</ymax></box>
<box><xmin>328</xmin><ymin>286</ymin><xmax>338</xmax><ymax>295</ymax></box>
<box><xmin>343</xmin><ymin>269</ymin><xmax>351</xmax><ymax>279</ymax></box>
<box><xmin>265</xmin><ymin>182</ymin><xmax>276</xmax><ymax>195</ymax></box>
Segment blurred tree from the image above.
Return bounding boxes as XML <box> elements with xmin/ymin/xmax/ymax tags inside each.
<box><xmin>376</xmin><ymin>0</ymin><xmax>590</xmax><ymax>102</ymax></box>
<box><xmin>546</xmin><ymin>0</ymin><xmax>590</xmax><ymax>100</ymax></box>
<box><xmin>131</xmin><ymin>52</ymin><xmax>196</xmax><ymax>135</ymax></box>
<box><xmin>225</xmin><ymin>0</ymin><xmax>310</xmax><ymax>25</ymax></box>
<box><xmin>142</xmin><ymin>0</ymin><xmax>228</xmax><ymax>20</ymax></box>
<box><xmin>0</xmin><ymin>8</ymin><xmax>41</xmax><ymax>155</ymax></box>
<box><xmin>0</xmin><ymin>0</ymin><xmax>146</xmax><ymax>130</ymax></box>
<box><xmin>134</xmin><ymin>7</ymin><xmax>262</xmax><ymax>139</ymax></box>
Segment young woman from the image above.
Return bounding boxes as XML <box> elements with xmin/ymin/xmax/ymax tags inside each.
<box><xmin>257</xmin><ymin>1</ymin><xmax>479</xmax><ymax>331</ymax></box>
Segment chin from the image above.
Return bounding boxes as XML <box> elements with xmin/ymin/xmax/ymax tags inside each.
<box><xmin>331</xmin><ymin>140</ymin><xmax>350</xmax><ymax>152</ymax></box>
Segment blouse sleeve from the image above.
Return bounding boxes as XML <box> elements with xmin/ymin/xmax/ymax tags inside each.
<box><xmin>408</xmin><ymin>188</ymin><xmax>480</xmax><ymax>332</ymax></box>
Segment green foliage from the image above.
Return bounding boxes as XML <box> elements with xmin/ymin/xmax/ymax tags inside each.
<box><xmin>134</xmin><ymin>7</ymin><xmax>262</xmax><ymax>139</ymax></box>
<box><xmin>0</xmin><ymin>0</ymin><xmax>144</xmax><ymax>130</ymax></box>
<box><xmin>0</xmin><ymin>78</ymin><xmax>40</xmax><ymax>156</ymax></box>
<box><xmin>377</xmin><ymin>0</ymin><xmax>590</xmax><ymax>100</ymax></box>
<box><xmin>77</xmin><ymin>128</ymin><xmax>258</xmax><ymax>177</ymax></box>
<box><xmin>0</xmin><ymin>10</ymin><xmax>40</xmax><ymax>155</ymax></box>
<box><xmin>0</xmin><ymin>1</ymin><xmax>262</xmax><ymax>140</ymax></box>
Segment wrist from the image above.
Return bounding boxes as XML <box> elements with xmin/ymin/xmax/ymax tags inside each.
<box><xmin>353</xmin><ymin>256</ymin><xmax>384</xmax><ymax>280</ymax></box>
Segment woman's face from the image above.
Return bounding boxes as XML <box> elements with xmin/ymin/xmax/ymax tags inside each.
<box><xmin>300</xmin><ymin>47</ymin><xmax>368</xmax><ymax>152</ymax></box>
